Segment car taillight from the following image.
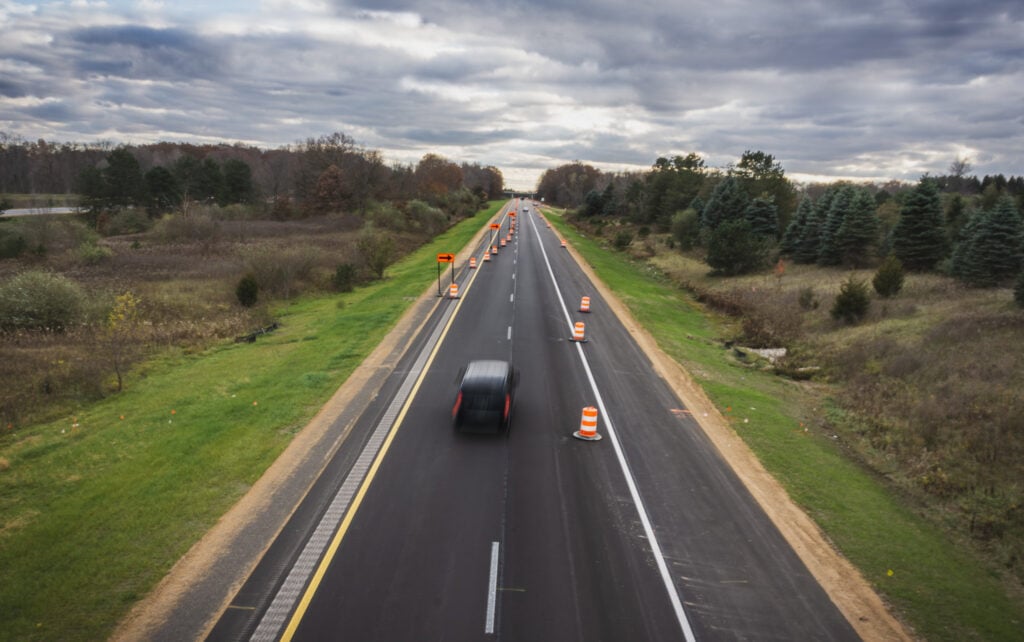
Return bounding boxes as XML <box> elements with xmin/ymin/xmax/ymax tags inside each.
<box><xmin>503</xmin><ymin>394</ymin><xmax>510</xmax><ymax>419</ymax></box>
<box><xmin>452</xmin><ymin>391</ymin><xmax>462</xmax><ymax>418</ymax></box>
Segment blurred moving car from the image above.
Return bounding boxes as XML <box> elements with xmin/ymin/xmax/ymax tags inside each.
<box><xmin>452</xmin><ymin>360</ymin><xmax>517</xmax><ymax>433</ymax></box>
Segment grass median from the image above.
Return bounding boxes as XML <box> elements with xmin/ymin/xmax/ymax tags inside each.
<box><xmin>545</xmin><ymin>209</ymin><xmax>1024</xmax><ymax>641</ymax></box>
<box><xmin>0</xmin><ymin>202</ymin><xmax>502</xmax><ymax>642</ymax></box>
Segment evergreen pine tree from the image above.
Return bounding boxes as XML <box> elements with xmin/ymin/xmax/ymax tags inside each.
<box><xmin>830</xmin><ymin>276</ymin><xmax>871</xmax><ymax>324</ymax></box>
<box><xmin>892</xmin><ymin>177</ymin><xmax>948</xmax><ymax>270</ymax></box>
<box><xmin>817</xmin><ymin>185</ymin><xmax>855</xmax><ymax>266</ymax></box>
<box><xmin>793</xmin><ymin>187</ymin><xmax>837</xmax><ymax>263</ymax></box>
<box><xmin>952</xmin><ymin>196</ymin><xmax>1023</xmax><ymax>287</ymax></box>
<box><xmin>689</xmin><ymin>196</ymin><xmax>705</xmax><ymax>215</ymax></box>
<box><xmin>743</xmin><ymin>197</ymin><xmax>779</xmax><ymax>239</ymax></box>
<box><xmin>700</xmin><ymin>176</ymin><xmax>749</xmax><ymax>230</ymax></box>
<box><xmin>236</xmin><ymin>274</ymin><xmax>259</xmax><ymax>307</ymax></box>
<box><xmin>835</xmin><ymin>188</ymin><xmax>880</xmax><ymax>267</ymax></box>
<box><xmin>946</xmin><ymin>193</ymin><xmax>969</xmax><ymax>243</ymax></box>
<box><xmin>794</xmin><ymin>186</ymin><xmax>835</xmax><ymax>264</ymax></box>
<box><xmin>781</xmin><ymin>197</ymin><xmax>813</xmax><ymax>255</ymax></box>
<box><xmin>872</xmin><ymin>254</ymin><xmax>905</xmax><ymax>297</ymax></box>
<box><xmin>705</xmin><ymin>218</ymin><xmax>769</xmax><ymax>276</ymax></box>
<box><xmin>950</xmin><ymin>213</ymin><xmax>981</xmax><ymax>280</ymax></box>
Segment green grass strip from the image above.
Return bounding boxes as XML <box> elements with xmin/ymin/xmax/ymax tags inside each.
<box><xmin>547</xmin><ymin>212</ymin><xmax>1024</xmax><ymax>641</ymax></box>
<box><xmin>0</xmin><ymin>202</ymin><xmax>503</xmax><ymax>642</ymax></box>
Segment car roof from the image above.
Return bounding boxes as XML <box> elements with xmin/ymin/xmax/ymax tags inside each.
<box><xmin>462</xmin><ymin>360</ymin><xmax>512</xmax><ymax>391</ymax></box>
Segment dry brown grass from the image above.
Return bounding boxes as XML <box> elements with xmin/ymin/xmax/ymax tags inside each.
<box><xmin>0</xmin><ymin>214</ymin><xmax>407</xmax><ymax>427</ymax></box>
<box><xmin>646</xmin><ymin>235</ymin><xmax>1024</xmax><ymax>582</ymax></box>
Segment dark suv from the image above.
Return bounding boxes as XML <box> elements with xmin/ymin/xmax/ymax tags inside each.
<box><xmin>452</xmin><ymin>360</ymin><xmax>517</xmax><ymax>433</ymax></box>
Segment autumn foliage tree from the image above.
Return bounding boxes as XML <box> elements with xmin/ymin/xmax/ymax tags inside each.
<box><xmin>311</xmin><ymin>164</ymin><xmax>349</xmax><ymax>213</ymax></box>
<box><xmin>106</xmin><ymin>291</ymin><xmax>141</xmax><ymax>392</ymax></box>
<box><xmin>415</xmin><ymin>154</ymin><xmax>463</xmax><ymax>202</ymax></box>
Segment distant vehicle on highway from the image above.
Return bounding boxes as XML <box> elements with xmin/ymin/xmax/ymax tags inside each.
<box><xmin>452</xmin><ymin>360</ymin><xmax>517</xmax><ymax>433</ymax></box>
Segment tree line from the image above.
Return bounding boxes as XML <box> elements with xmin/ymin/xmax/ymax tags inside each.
<box><xmin>538</xmin><ymin>153</ymin><xmax>1024</xmax><ymax>299</ymax></box>
<box><xmin>0</xmin><ymin>131</ymin><xmax>505</xmax><ymax>220</ymax></box>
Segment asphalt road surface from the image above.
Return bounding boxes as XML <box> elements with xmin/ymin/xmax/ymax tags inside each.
<box><xmin>208</xmin><ymin>201</ymin><xmax>858</xmax><ymax>641</ymax></box>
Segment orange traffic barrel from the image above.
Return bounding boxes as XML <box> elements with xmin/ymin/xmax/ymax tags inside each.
<box><xmin>560</xmin><ymin>239</ymin><xmax>567</xmax><ymax>248</ymax></box>
<box><xmin>491</xmin><ymin>245</ymin><xmax>498</xmax><ymax>255</ymax></box>
<box><xmin>570</xmin><ymin>321</ymin><xmax>586</xmax><ymax>342</ymax></box>
<box><xmin>469</xmin><ymin>256</ymin><xmax>477</xmax><ymax>269</ymax></box>
<box><xmin>483</xmin><ymin>251</ymin><xmax>491</xmax><ymax>262</ymax></box>
<box><xmin>580</xmin><ymin>296</ymin><xmax>591</xmax><ymax>313</ymax></box>
<box><xmin>449</xmin><ymin>283</ymin><xmax>459</xmax><ymax>299</ymax></box>
<box><xmin>500</xmin><ymin>238</ymin><xmax>507</xmax><ymax>247</ymax></box>
<box><xmin>573</xmin><ymin>406</ymin><xmax>602</xmax><ymax>441</ymax></box>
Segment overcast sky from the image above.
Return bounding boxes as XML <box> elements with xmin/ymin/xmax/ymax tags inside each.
<box><xmin>1</xmin><ymin>0</ymin><xmax>1022</xmax><ymax>190</ymax></box>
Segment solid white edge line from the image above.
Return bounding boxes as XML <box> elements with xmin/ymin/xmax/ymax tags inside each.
<box><xmin>485</xmin><ymin>541</ymin><xmax>500</xmax><ymax>634</ymax></box>
<box><xmin>528</xmin><ymin>213</ymin><xmax>697</xmax><ymax>642</ymax></box>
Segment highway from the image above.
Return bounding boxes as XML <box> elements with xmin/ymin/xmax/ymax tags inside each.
<box><xmin>207</xmin><ymin>200</ymin><xmax>858</xmax><ymax>641</ymax></box>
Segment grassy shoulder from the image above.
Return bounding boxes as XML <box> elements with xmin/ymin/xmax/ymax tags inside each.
<box><xmin>0</xmin><ymin>201</ymin><xmax>502</xmax><ymax>642</ymax></box>
<box><xmin>545</xmin><ymin>209</ymin><xmax>1024</xmax><ymax>641</ymax></box>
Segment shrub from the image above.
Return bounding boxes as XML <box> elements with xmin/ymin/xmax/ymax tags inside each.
<box><xmin>613</xmin><ymin>231</ymin><xmax>633</xmax><ymax>250</ymax></box>
<box><xmin>406</xmin><ymin>200</ymin><xmax>448</xmax><ymax>237</ymax></box>
<box><xmin>798</xmin><ymin>287</ymin><xmax>820</xmax><ymax>311</ymax></box>
<box><xmin>151</xmin><ymin>212</ymin><xmax>221</xmax><ymax>244</ymax></box>
<box><xmin>670</xmin><ymin>208</ymin><xmax>701</xmax><ymax>250</ymax></box>
<box><xmin>13</xmin><ymin>217</ymin><xmax>93</xmax><ymax>255</ymax></box>
<box><xmin>872</xmin><ymin>254</ymin><xmax>905</xmax><ymax>298</ymax></box>
<box><xmin>236</xmin><ymin>274</ymin><xmax>259</xmax><ymax>307</ymax></box>
<box><xmin>831</xmin><ymin>277</ymin><xmax>871</xmax><ymax>324</ymax></box>
<box><xmin>77</xmin><ymin>240</ymin><xmax>114</xmax><ymax>264</ymax></box>
<box><xmin>104</xmin><ymin>209</ymin><xmax>152</xmax><ymax>236</ymax></box>
<box><xmin>0</xmin><ymin>226</ymin><xmax>26</xmax><ymax>258</ymax></box>
<box><xmin>366</xmin><ymin>201</ymin><xmax>406</xmax><ymax>231</ymax></box>
<box><xmin>0</xmin><ymin>270</ymin><xmax>87</xmax><ymax>332</ymax></box>
<box><xmin>356</xmin><ymin>228</ymin><xmax>395</xmax><ymax>279</ymax></box>
<box><xmin>332</xmin><ymin>263</ymin><xmax>357</xmax><ymax>293</ymax></box>
<box><xmin>242</xmin><ymin>246</ymin><xmax>319</xmax><ymax>299</ymax></box>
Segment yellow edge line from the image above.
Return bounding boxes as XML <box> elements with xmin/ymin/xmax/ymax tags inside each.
<box><xmin>279</xmin><ymin>210</ymin><xmax>507</xmax><ymax>641</ymax></box>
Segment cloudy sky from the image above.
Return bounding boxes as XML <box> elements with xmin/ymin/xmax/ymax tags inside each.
<box><xmin>1</xmin><ymin>0</ymin><xmax>1022</xmax><ymax>189</ymax></box>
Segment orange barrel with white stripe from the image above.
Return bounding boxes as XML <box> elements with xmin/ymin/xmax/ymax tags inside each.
<box><xmin>449</xmin><ymin>283</ymin><xmax>459</xmax><ymax>299</ymax></box>
<box><xmin>571</xmin><ymin>321</ymin><xmax>585</xmax><ymax>342</ymax></box>
<box><xmin>469</xmin><ymin>256</ymin><xmax>477</xmax><ymax>269</ymax></box>
<box><xmin>580</xmin><ymin>296</ymin><xmax>591</xmax><ymax>313</ymax></box>
<box><xmin>500</xmin><ymin>238</ymin><xmax>507</xmax><ymax>247</ymax></box>
<box><xmin>560</xmin><ymin>239</ymin><xmax>567</xmax><ymax>248</ymax></box>
<box><xmin>483</xmin><ymin>251</ymin><xmax>491</xmax><ymax>262</ymax></box>
<box><xmin>491</xmin><ymin>245</ymin><xmax>498</xmax><ymax>255</ymax></box>
<box><xmin>573</xmin><ymin>406</ymin><xmax>602</xmax><ymax>441</ymax></box>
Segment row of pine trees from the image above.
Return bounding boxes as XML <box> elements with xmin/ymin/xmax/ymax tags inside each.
<box><xmin>695</xmin><ymin>175</ymin><xmax>1022</xmax><ymax>293</ymax></box>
